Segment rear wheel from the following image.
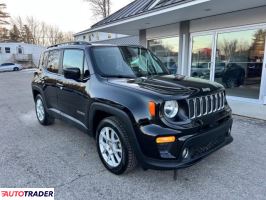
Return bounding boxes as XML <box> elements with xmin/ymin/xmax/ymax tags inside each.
<box><xmin>225</xmin><ymin>77</ymin><xmax>237</xmax><ymax>88</ymax></box>
<box><xmin>96</xmin><ymin>116</ymin><xmax>137</xmax><ymax>175</ymax></box>
<box><xmin>35</xmin><ymin>94</ymin><xmax>54</xmax><ymax>125</ymax></box>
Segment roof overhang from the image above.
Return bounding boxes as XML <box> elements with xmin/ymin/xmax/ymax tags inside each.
<box><xmin>87</xmin><ymin>0</ymin><xmax>266</xmax><ymax>35</ymax></box>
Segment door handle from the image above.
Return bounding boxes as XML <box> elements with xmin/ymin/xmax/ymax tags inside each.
<box><xmin>56</xmin><ymin>83</ymin><xmax>64</xmax><ymax>89</ymax></box>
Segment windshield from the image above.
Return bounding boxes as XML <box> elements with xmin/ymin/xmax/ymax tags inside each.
<box><xmin>91</xmin><ymin>46</ymin><xmax>169</xmax><ymax>78</ymax></box>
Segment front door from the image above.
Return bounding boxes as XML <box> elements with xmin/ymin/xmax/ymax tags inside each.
<box><xmin>57</xmin><ymin>49</ymin><xmax>90</xmax><ymax>125</ymax></box>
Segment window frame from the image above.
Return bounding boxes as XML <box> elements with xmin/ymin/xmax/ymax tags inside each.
<box><xmin>46</xmin><ymin>49</ymin><xmax>61</xmax><ymax>74</ymax></box>
<box><xmin>61</xmin><ymin>48</ymin><xmax>89</xmax><ymax>80</ymax></box>
<box><xmin>189</xmin><ymin>23</ymin><xmax>266</xmax><ymax>103</ymax></box>
<box><xmin>5</xmin><ymin>47</ymin><xmax>11</xmax><ymax>54</ymax></box>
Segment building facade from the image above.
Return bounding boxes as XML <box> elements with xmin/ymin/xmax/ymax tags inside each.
<box><xmin>74</xmin><ymin>30</ymin><xmax>139</xmax><ymax>45</ymax></box>
<box><xmin>0</xmin><ymin>42</ymin><xmax>45</xmax><ymax>67</ymax></box>
<box><xmin>80</xmin><ymin>0</ymin><xmax>266</xmax><ymax>119</ymax></box>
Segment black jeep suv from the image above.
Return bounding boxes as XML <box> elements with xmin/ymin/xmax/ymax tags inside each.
<box><xmin>32</xmin><ymin>42</ymin><xmax>233</xmax><ymax>175</ymax></box>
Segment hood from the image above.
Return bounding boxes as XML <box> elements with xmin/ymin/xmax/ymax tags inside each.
<box><xmin>107</xmin><ymin>75</ymin><xmax>224</xmax><ymax>97</ymax></box>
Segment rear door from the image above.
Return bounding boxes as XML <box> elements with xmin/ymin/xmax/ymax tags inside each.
<box><xmin>57</xmin><ymin>48</ymin><xmax>90</xmax><ymax>125</ymax></box>
<box><xmin>41</xmin><ymin>50</ymin><xmax>61</xmax><ymax>110</ymax></box>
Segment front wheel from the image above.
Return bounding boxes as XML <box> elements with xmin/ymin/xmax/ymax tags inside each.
<box><xmin>35</xmin><ymin>94</ymin><xmax>54</xmax><ymax>125</ymax></box>
<box><xmin>96</xmin><ymin>117</ymin><xmax>137</xmax><ymax>175</ymax></box>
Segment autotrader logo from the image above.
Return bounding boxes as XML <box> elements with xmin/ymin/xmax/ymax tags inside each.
<box><xmin>0</xmin><ymin>188</ymin><xmax>54</xmax><ymax>200</ymax></box>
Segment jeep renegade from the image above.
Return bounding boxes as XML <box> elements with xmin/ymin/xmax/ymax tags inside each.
<box><xmin>32</xmin><ymin>42</ymin><xmax>233</xmax><ymax>175</ymax></box>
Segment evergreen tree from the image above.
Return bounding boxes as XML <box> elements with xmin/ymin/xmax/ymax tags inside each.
<box><xmin>0</xmin><ymin>3</ymin><xmax>9</xmax><ymax>41</ymax></box>
<box><xmin>9</xmin><ymin>24</ymin><xmax>21</xmax><ymax>42</ymax></box>
<box><xmin>0</xmin><ymin>3</ymin><xmax>9</xmax><ymax>25</ymax></box>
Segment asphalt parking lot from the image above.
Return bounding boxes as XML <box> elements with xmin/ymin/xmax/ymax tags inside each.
<box><xmin>0</xmin><ymin>70</ymin><xmax>266</xmax><ymax>200</ymax></box>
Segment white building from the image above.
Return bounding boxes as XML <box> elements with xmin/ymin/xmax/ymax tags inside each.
<box><xmin>79</xmin><ymin>0</ymin><xmax>266</xmax><ymax>120</ymax></box>
<box><xmin>74</xmin><ymin>30</ymin><xmax>139</xmax><ymax>45</ymax></box>
<box><xmin>0</xmin><ymin>42</ymin><xmax>45</xmax><ymax>67</ymax></box>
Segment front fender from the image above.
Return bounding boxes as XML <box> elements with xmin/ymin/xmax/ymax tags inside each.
<box><xmin>88</xmin><ymin>102</ymin><xmax>145</xmax><ymax>163</ymax></box>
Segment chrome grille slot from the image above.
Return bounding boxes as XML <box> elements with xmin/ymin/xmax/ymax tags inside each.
<box><xmin>196</xmin><ymin>98</ymin><xmax>201</xmax><ymax>117</ymax></box>
<box><xmin>187</xmin><ymin>91</ymin><xmax>225</xmax><ymax>119</ymax></box>
<box><xmin>202</xmin><ymin>96</ymin><xmax>207</xmax><ymax>115</ymax></box>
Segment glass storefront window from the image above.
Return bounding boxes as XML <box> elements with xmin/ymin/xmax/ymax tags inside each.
<box><xmin>148</xmin><ymin>36</ymin><xmax>179</xmax><ymax>74</ymax></box>
<box><xmin>190</xmin><ymin>35</ymin><xmax>213</xmax><ymax>80</ymax></box>
<box><xmin>215</xmin><ymin>29</ymin><xmax>265</xmax><ymax>99</ymax></box>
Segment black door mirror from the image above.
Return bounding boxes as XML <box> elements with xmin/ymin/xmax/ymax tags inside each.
<box><xmin>63</xmin><ymin>68</ymin><xmax>81</xmax><ymax>80</ymax></box>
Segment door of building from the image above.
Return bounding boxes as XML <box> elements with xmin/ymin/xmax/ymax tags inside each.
<box><xmin>189</xmin><ymin>33</ymin><xmax>216</xmax><ymax>81</ymax></box>
<box><xmin>189</xmin><ymin>26</ymin><xmax>266</xmax><ymax>101</ymax></box>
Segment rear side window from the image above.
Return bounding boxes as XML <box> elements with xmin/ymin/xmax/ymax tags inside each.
<box><xmin>63</xmin><ymin>49</ymin><xmax>84</xmax><ymax>72</ymax></box>
<box><xmin>1</xmin><ymin>63</ymin><xmax>14</xmax><ymax>66</ymax></box>
<box><xmin>39</xmin><ymin>52</ymin><xmax>48</xmax><ymax>68</ymax></box>
<box><xmin>47</xmin><ymin>50</ymin><xmax>60</xmax><ymax>73</ymax></box>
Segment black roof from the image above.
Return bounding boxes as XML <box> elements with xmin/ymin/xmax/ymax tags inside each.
<box><xmin>91</xmin><ymin>0</ymin><xmax>195</xmax><ymax>29</ymax></box>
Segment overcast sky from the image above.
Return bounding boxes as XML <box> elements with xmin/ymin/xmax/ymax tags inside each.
<box><xmin>4</xmin><ymin>0</ymin><xmax>134</xmax><ymax>33</ymax></box>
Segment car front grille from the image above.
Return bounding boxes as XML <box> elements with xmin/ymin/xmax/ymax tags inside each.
<box><xmin>187</xmin><ymin>91</ymin><xmax>225</xmax><ymax>119</ymax></box>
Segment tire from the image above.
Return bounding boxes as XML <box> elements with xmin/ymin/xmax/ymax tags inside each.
<box><xmin>96</xmin><ymin>116</ymin><xmax>137</xmax><ymax>175</ymax></box>
<box><xmin>225</xmin><ymin>78</ymin><xmax>237</xmax><ymax>88</ymax></box>
<box><xmin>35</xmin><ymin>94</ymin><xmax>54</xmax><ymax>125</ymax></box>
<box><xmin>13</xmin><ymin>67</ymin><xmax>19</xmax><ymax>71</ymax></box>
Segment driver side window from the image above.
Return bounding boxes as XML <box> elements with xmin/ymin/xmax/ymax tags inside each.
<box><xmin>63</xmin><ymin>49</ymin><xmax>90</xmax><ymax>79</ymax></box>
<box><xmin>63</xmin><ymin>49</ymin><xmax>84</xmax><ymax>72</ymax></box>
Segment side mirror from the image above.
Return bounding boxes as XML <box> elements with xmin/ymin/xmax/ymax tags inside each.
<box><xmin>63</xmin><ymin>68</ymin><xmax>81</xmax><ymax>80</ymax></box>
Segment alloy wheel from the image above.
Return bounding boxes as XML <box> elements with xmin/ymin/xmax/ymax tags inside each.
<box><xmin>98</xmin><ymin>127</ymin><xmax>123</xmax><ymax>167</ymax></box>
<box><xmin>36</xmin><ymin>98</ymin><xmax>45</xmax><ymax>121</ymax></box>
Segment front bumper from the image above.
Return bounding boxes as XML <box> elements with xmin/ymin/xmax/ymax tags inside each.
<box><xmin>134</xmin><ymin>117</ymin><xmax>233</xmax><ymax>170</ymax></box>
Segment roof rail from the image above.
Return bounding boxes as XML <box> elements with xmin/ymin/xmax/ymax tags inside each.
<box><xmin>47</xmin><ymin>41</ymin><xmax>91</xmax><ymax>49</ymax></box>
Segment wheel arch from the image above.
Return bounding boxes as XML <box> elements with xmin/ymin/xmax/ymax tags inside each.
<box><xmin>88</xmin><ymin>102</ymin><xmax>144</xmax><ymax>162</ymax></box>
<box><xmin>32</xmin><ymin>85</ymin><xmax>48</xmax><ymax>109</ymax></box>
<box><xmin>88</xmin><ymin>102</ymin><xmax>136</xmax><ymax>138</ymax></box>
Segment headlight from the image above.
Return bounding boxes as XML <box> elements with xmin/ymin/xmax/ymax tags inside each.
<box><xmin>164</xmin><ymin>101</ymin><xmax>179</xmax><ymax>118</ymax></box>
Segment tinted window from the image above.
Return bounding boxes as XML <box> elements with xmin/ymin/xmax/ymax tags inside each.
<box><xmin>63</xmin><ymin>49</ymin><xmax>84</xmax><ymax>72</ymax></box>
<box><xmin>1</xmin><ymin>63</ymin><xmax>14</xmax><ymax>66</ymax></box>
<box><xmin>5</xmin><ymin>47</ymin><xmax>11</xmax><ymax>53</ymax></box>
<box><xmin>47</xmin><ymin>50</ymin><xmax>60</xmax><ymax>73</ymax></box>
<box><xmin>39</xmin><ymin>52</ymin><xmax>48</xmax><ymax>68</ymax></box>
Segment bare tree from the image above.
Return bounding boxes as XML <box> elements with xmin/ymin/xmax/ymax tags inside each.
<box><xmin>84</xmin><ymin>0</ymin><xmax>112</xmax><ymax>19</ymax></box>
<box><xmin>26</xmin><ymin>16</ymin><xmax>40</xmax><ymax>44</ymax></box>
<box><xmin>10</xmin><ymin>16</ymin><xmax>74</xmax><ymax>46</ymax></box>
<box><xmin>222</xmin><ymin>39</ymin><xmax>238</xmax><ymax>63</ymax></box>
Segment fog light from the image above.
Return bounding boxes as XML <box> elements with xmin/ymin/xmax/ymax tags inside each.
<box><xmin>182</xmin><ymin>148</ymin><xmax>189</xmax><ymax>159</ymax></box>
